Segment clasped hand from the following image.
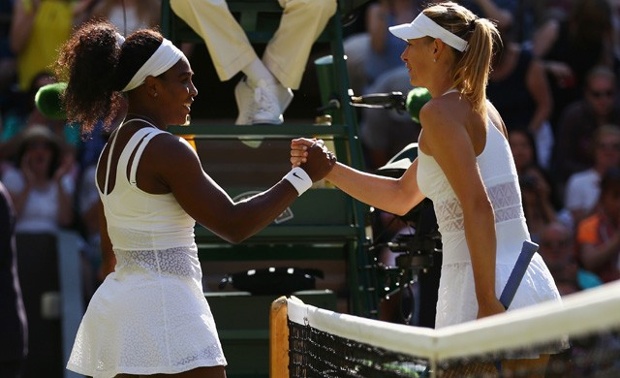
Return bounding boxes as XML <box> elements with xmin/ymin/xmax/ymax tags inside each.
<box><xmin>290</xmin><ymin>138</ymin><xmax>336</xmax><ymax>181</ymax></box>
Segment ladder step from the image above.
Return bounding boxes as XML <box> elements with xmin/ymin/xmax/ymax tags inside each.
<box><xmin>169</xmin><ymin>123</ymin><xmax>352</xmax><ymax>139</ymax></box>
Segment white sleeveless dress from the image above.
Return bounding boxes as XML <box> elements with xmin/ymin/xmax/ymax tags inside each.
<box><xmin>67</xmin><ymin>122</ymin><xmax>227</xmax><ymax>377</ymax></box>
<box><xmin>417</xmin><ymin>118</ymin><xmax>563</xmax><ymax>329</ymax></box>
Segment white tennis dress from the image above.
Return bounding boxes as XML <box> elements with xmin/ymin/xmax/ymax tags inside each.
<box><xmin>417</xmin><ymin>117</ymin><xmax>563</xmax><ymax>329</ymax></box>
<box><xmin>67</xmin><ymin>123</ymin><xmax>227</xmax><ymax>377</ymax></box>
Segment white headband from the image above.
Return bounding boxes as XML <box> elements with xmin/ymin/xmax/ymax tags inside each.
<box><xmin>122</xmin><ymin>38</ymin><xmax>184</xmax><ymax>92</ymax></box>
<box><xmin>389</xmin><ymin>13</ymin><xmax>468</xmax><ymax>52</ymax></box>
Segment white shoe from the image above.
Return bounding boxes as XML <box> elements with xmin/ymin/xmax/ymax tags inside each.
<box><xmin>273</xmin><ymin>81</ymin><xmax>294</xmax><ymax>117</ymax></box>
<box><xmin>251</xmin><ymin>79</ymin><xmax>293</xmax><ymax>125</ymax></box>
<box><xmin>235</xmin><ymin>77</ymin><xmax>263</xmax><ymax>148</ymax></box>
<box><xmin>234</xmin><ymin>77</ymin><xmax>255</xmax><ymax>125</ymax></box>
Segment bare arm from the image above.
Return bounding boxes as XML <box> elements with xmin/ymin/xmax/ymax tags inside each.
<box><xmin>54</xmin><ymin>155</ymin><xmax>77</xmax><ymax>228</ymax></box>
<box><xmin>55</xmin><ymin>179</ymin><xmax>74</xmax><ymax>228</ymax></box>
<box><xmin>531</xmin><ymin>19</ymin><xmax>558</xmax><ymax>58</ymax></box>
<box><xmin>156</xmin><ymin>136</ymin><xmax>334</xmax><ymax>244</ymax></box>
<box><xmin>290</xmin><ymin>135</ymin><xmax>424</xmax><ymax>216</ymax></box>
<box><xmin>580</xmin><ymin>233</ymin><xmax>620</xmax><ymax>272</ymax></box>
<box><xmin>7</xmin><ymin>185</ymin><xmax>30</xmax><ymax>218</ymax></box>
<box><xmin>324</xmin><ymin>159</ymin><xmax>425</xmax><ymax>216</ymax></box>
<box><xmin>473</xmin><ymin>0</ymin><xmax>513</xmax><ymax>30</ymax></box>
<box><xmin>9</xmin><ymin>0</ymin><xmax>36</xmax><ymax>55</ymax></box>
<box><xmin>525</xmin><ymin>56</ymin><xmax>553</xmax><ymax>132</ymax></box>
<box><xmin>367</xmin><ymin>2</ymin><xmax>390</xmax><ymax>53</ymax></box>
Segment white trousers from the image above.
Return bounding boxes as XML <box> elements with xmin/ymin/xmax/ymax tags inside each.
<box><xmin>169</xmin><ymin>0</ymin><xmax>337</xmax><ymax>89</ymax></box>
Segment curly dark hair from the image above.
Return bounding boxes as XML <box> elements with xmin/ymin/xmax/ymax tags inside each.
<box><xmin>54</xmin><ymin>19</ymin><xmax>163</xmax><ymax>134</ymax></box>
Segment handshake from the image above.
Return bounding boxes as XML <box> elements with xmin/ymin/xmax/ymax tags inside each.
<box><xmin>286</xmin><ymin>138</ymin><xmax>337</xmax><ymax>195</ymax></box>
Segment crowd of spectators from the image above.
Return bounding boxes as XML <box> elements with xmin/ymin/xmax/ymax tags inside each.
<box><xmin>2</xmin><ymin>2</ymin><xmax>620</xmax><ymax>373</ymax></box>
<box><xmin>0</xmin><ymin>1</ymin><xmax>154</xmax><ymax>298</ymax></box>
<box><xmin>0</xmin><ymin>2</ymin><xmax>161</xmax><ymax>376</ymax></box>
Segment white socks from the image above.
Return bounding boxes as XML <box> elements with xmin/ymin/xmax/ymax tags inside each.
<box><xmin>243</xmin><ymin>58</ymin><xmax>276</xmax><ymax>88</ymax></box>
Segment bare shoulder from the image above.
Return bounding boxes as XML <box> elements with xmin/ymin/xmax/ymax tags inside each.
<box><xmin>486</xmin><ymin>102</ymin><xmax>508</xmax><ymax>137</ymax></box>
<box><xmin>146</xmin><ymin>132</ymin><xmax>201</xmax><ymax>170</ymax></box>
<box><xmin>420</xmin><ymin>94</ymin><xmax>468</xmax><ymax>133</ymax></box>
<box><xmin>532</xmin><ymin>18</ymin><xmax>559</xmax><ymax>56</ymax></box>
<box><xmin>419</xmin><ymin>95</ymin><xmax>472</xmax><ymax>156</ymax></box>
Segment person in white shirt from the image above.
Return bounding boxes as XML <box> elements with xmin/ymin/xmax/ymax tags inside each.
<box><xmin>564</xmin><ymin>124</ymin><xmax>620</xmax><ymax>227</ymax></box>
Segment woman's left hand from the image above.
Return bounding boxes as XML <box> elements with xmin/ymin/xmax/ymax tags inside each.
<box><xmin>477</xmin><ymin>296</ymin><xmax>506</xmax><ymax>320</ymax></box>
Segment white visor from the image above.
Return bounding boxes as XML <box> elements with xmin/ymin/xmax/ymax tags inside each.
<box><xmin>389</xmin><ymin>13</ymin><xmax>468</xmax><ymax>52</ymax></box>
<box><xmin>122</xmin><ymin>38</ymin><xmax>185</xmax><ymax>92</ymax></box>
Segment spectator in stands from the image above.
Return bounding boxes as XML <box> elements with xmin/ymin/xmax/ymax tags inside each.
<box><xmin>576</xmin><ymin>167</ymin><xmax>620</xmax><ymax>283</ymax></box>
<box><xmin>0</xmin><ymin>1</ymin><xmax>16</xmax><ymax>107</ymax></box>
<box><xmin>508</xmin><ymin>0</ymin><xmax>549</xmax><ymax>44</ymax></box>
<box><xmin>55</xmin><ymin>20</ymin><xmax>334</xmax><ymax>377</ymax></box>
<box><xmin>532</xmin><ymin>0</ymin><xmax>615</xmax><ymax>128</ymax></box>
<box><xmin>342</xmin><ymin>0</ymin><xmax>424</xmax><ymax>169</ymax></box>
<box><xmin>545</xmin><ymin>0</ymin><xmax>573</xmax><ymax>19</ymax></box>
<box><xmin>344</xmin><ymin>0</ymin><xmax>423</xmax><ymax>96</ymax></box>
<box><xmin>1</xmin><ymin>125</ymin><xmax>76</xmax><ymax>234</ymax></box>
<box><xmin>9</xmin><ymin>0</ymin><xmax>91</xmax><ymax>93</ymax></box>
<box><xmin>169</xmin><ymin>0</ymin><xmax>336</xmax><ymax>126</ymax></box>
<box><xmin>509</xmin><ymin>129</ymin><xmax>559</xmax><ymax>241</ymax></box>
<box><xmin>551</xmin><ymin>66</ymin><xmax>620</xmax><ymax>189</ymax></box>
<box><xmin>488</xmin><ymin>24</ymin><xmax>554</xmax><ymax>169</ymax></box>
<box><xmin>564</xmin><ymin>124</ymin><xmax>620</xmax><ymax>227</ymax></box>
<box><xmin>458</xmin><ymin>0</ymin><xmax>515</xmax><ymax>30</ymax></box>
<box><xmin>538</xmin><ymin>221</ymin><xmax>582</xmax><ymax>296</ymax></box>
<box><xmin>0</xmin><ymin>181</ymin><xmax>28</xmax><ymax>378</ymax></box>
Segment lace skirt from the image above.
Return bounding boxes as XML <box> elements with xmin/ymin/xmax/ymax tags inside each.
<box><xmin>435</xmin><ymin>252</ymin><xmax>562</xmax><ymax>328</ymax></box>
<box><xmin>435</xmin><ymin>252</ymin><xmax>569</xmax><ymax>357</ymax></box>
<box><xmin>67</xmin><ymin>246</ymin><xmax>227</xmax><ymax>378</ymax></box>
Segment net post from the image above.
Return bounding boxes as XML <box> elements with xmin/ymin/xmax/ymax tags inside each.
<box><xmin>270</xmin><ymin>295</ymin><xmax>290</xmax><ymax>378</ymax></box>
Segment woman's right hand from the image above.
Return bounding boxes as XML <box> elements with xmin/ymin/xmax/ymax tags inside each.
<box><xmin>292</xmin><ymin>138</ymin><xmax>336</xmax><ymax>182</ymax></box>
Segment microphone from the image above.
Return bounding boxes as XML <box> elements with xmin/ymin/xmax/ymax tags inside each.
<box><xmin>405</xmin><ymin>87</ymin><xmax>431</xmax><ymax>124</ymax></box>
<box><xmin>347</xmin><ymin>87</ymin><xmax>431</xmax><ymax>125</ymax></box>
<box><xmin>350</xmin><ymin>91</ymin><xmax>406</xmax><ymax>111</ymax></box>
<box><xmin>35</xmin><ymin>82</ymin><xmax>67</xmax><ymax>120</ymax></box>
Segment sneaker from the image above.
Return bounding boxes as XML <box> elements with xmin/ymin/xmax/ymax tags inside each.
<box><xmin>251</xmin><ymin>79</ymin><xmax>293</xmax><ymax>125</ymax></box>
<box><xmin>234</xmin><ymin>77</ymin><xmax>255</xmax><ymax>125</ymax></box>
<box><xmin>272</xmin><ymin>81</ymin><xmax>294</xmax><ymax>117</ymax></box>
<box><xmin>235</xmin><ymin>77</ymin><xmax>263</xmax><ymax>148</ymax></box>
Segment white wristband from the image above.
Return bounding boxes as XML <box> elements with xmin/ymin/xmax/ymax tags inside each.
<box><xmin>283</xmin><ymin>167</ymin><xmax>313</xmax><ymax>196</ymax></box>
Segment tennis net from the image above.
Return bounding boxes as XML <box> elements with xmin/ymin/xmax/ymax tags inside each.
<box><xmin>270</xmin><ymin>281</ymin><xmax>620</xmax><ymax>377</ymax></box>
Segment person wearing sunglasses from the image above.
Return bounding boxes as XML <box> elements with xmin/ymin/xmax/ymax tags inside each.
<box><xmin>552</xmin><ymin>65</ymin><xmax>620</xmax><ymax>195</ymax></box>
